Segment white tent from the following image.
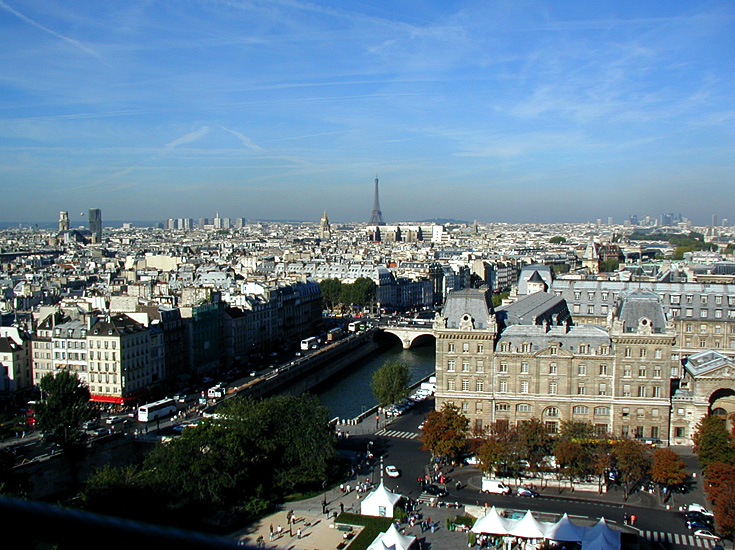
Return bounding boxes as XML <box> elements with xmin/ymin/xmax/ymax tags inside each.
<box><xmin>581</xmin><ymin>532</ymin><xmax>618</xmax><ymax>550</ymax></box>
<box><xmin>509</xmin><ymin>510</ymin><xmax>548</xmax><ymax>539</ymax></box>
<box><xmin>545</xmin><ymin>513</ymin><xmax>585</xmax><ymax>542</ymax></box>
<box><xmin>366</xmin><ymin>523</ymin><xmax>416</xmax><ymax>550</ymax></box>
<box><xmin>360</xmin><ymin>481</ymin><xmax>402</xmax><ymax>518</ymax></box>
<box><xmin>582</xmin><ymin>518</ymin><xmax>620</xmax><ymax>547</ymax></box>
<box><xmin>471</xmin><ymin>507</ymin><xmax>512</xmax><ymax>535</ymax></box>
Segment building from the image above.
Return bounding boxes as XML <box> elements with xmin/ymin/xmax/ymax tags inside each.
<box><xmin>433</xmin><ymin>287</ymin><xmax>703</xmax><ymax>444</ymax></box>
<box><xmin>89</xmin><ymin>208</ymin><xmax>102</xmax><ymax>244</ymax></box>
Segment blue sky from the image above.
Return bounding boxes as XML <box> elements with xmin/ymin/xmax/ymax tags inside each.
<box><xmin>1</xmin><ymin>1</ymin><xmax>734</xmax><ymax>225</ymax></box>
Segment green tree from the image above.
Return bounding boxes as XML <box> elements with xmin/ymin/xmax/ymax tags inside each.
<box><xmin>320</xmin><ymin>278</ymin><xmax>342</xmax><ymax>312</ymax></box>
<box><xmin>476</xmin><ymin>438</ymin><xmax>504</xmax><ymax>477</ymax></box>
<box><xmin>692</xmin><ymin>414</ymin><xmax>735</xmax><ymax>469</ymax></box>
<box><xmin>371</xmin><ymin>360</ymin><xmax>410</xmax><ymax>407</ymax></box>
<box><xmin>553</xmin><ymin>439</ymin><xmax>587</xmax><ymax>486</ymax></box>
<box><xmin>599</xmin><ymin>258</ymin><xmax>620</xmax><ymax>272</ymax></box>
<box><xmin>549</xmin><ymin>236</ymin><xmax>566</xmax><ymax>244</ymax></box>
<box><xmin>517</xmin><ymin>418</ymin><xmax>553</xmax><ymax>475</ymax></box>
<box><xmin>35</xmin><ymin>371</ymin><xmax>95</xmax><ymax>449</ymax></box>
<box><xmin>421</xmin><ymin>403</ymin><xmax>469</xmax><ymax>461</ymax></box>
<box><xmin>612</xmin><ymin>439</ymin><xmax>651</xmax><ymax>500</ymax></box>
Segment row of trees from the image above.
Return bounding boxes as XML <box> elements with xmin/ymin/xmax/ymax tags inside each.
<box><xmin>320</xmin><ymin>277</ymin><xmax>377</xmax><ymax>313</ymax></box>
<box><xmin>422</xmin><ymin>404</ymin><xmax>687</xmax><ymax>500</ymax></box>
<box><xmin>692</xmin><ymin>414</ymin><xmax>735</xmax><ymax>539</ymax></box>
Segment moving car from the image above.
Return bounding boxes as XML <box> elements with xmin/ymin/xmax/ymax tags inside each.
<box><xmin>385</xmin><ymin>465</ymin><xmax>401</xmax><ymax>478</ymax></box>
<box><xmin>693</xmin><ymin>529</ymin><xmax>720</xmax><ymax>541</ymax></box>
<box><xmin>481</xmin><ymin>479</ymin><xmax>512</xmax><ymax>495</ymax></box>
<box><xmin>464</xmin><ymin>456</ymin><xmax>480</xmax><ymax>465</ymax></box>
<box><xmin>517</xmin><ymin>487</ymin><xmax>539</xmax><ymax>497</ymax></box>
<box><xmin>686</xmin><ymin>520</ymin><xmax>710</xmax><ymax>531</ymax></box>
<box><xmin>423</xmin><ymin>485</ymin><xmax>448</xmax><ymax>497</ymax></box>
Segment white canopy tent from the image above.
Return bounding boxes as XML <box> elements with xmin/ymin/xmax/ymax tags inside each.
<box><xmin>366</xmin><ymin>523</ymin><xmax>416</xmax><ymax>550</ymax></box>
<box><xmin>471</xmin><ymin>510</ymin><xmax>621</xmax><ymax>550</ymax></box>
<box><xmin>360</xmin><ymin>481</ymin><xmax>402</xmax><ymax>518</ymax></box>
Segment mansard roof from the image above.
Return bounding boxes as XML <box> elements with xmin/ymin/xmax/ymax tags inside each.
<box><xmin>496</xmin><ymin>292</ymin><xmax>570</xmax><ymax>328</ymax></box>
<box><xmin>497</xmin><ymin>324</ymin><xmax>610</xmax><ymax>352</ymax></box>
<box><xmin>616</xmin><ymin>290</ymin><xmax>667</xmax><ymax>333</ymax></box>
<box><xmin>441</xmin><ymin>287</ymin><xmax>494</xmax><ymax>329</ymax></box>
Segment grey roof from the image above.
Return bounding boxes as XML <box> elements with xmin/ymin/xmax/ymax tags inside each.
<box><xmin>441</xmin><ymin>287</ymin><xmax>494</xmax><ymax>329</ymax></box>
<box><xmin>496</xmin><ymin>292</ymin><xmax>570</xmax><ymax>327</ymax></box>
<box><xmin>684</xmin><ymin>350</ymin><xmax>735</xmax><ymax>377</ymax></box>
<box><xmin>497</xmin><ymin>324</ymin><xmax>610</xmax><ymax>351</ymax></box>
<box><xmin>616</xmin><ymin>290</ymin><xmax>667</xmax><ymax>333</ymax></box>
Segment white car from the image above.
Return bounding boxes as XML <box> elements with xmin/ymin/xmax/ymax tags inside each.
<box><xmin>465</xmin><ymin>455</ymin><xmax>480</xmax><ymax>465</ymax></box>
<box><xmin>693</xmin><ymin>530</ymin><xmax>720</xmax><ymax>541</ymax></box>
<box><xmin>385</xmin><ymin>465</ymin><xmax>401</xmax><ymax>478</ymax></box>
<box><xmin>418</xmin><ymin>421</ymin><xmax>426</xmax><ymax>430</ymax></box>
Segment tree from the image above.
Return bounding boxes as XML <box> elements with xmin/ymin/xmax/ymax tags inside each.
<box><xmin>319</xmin><ymin>278</ymin><xmax>342</xmax><ymax>312</ymax></box>
<box><xmin>612</xmin><ymin>439</ymin><xmax>651</xmax><ymax>500</ymax></box>
<box><xmin>35</xmin><ymin>371</ymin><xmax>95</xmax><ymax>449</ymax></box>
<box><xmin>516</xmin><ymin>418</ymin><xmax>553</xmax><ymax>475</ymax></box>
<box><xmin>421</xmin><ymin>403</ymin><xmax>469</xmax><ymax>461</ymax></box>
<box><xmin>371</xmin><ymin>360</ymin><xmax>410</xmax><ymax>407</ymax></box>
<box><xmin>693</xmin><ymin>414</ymin><xmax>735</xmax><ymax>469</ymax></box>
<box><xmin>476</xmin><ymin>438</ymin><xmax>504</xmax><ymax>477</ymax></box>
<box><xmin>553</xmin><ymin>439</ymin><xmax>586</xmax><ymax>487</ymax></box>
<box><xmin>703</xmin><ymin>460</ymin><xmax>735</xmax><ymax>504</ymax></box>
<box><xmin>651</xmin><ymin>448</ymin><xmax>687</xmax><ymax>499</ymax></box>
<box><xmin>549</xmin><ymin>236</ymin><xmax>566</xmax><ymax>244</ymax></box>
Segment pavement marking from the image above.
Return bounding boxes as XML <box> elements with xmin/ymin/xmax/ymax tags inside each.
<box><xmin>644</xmin><ymin>530</ymin><xmax>710</xmax><ymax>548</ymax></box>
<box><xmin>375</xmin><ymin>429</ymin><xmax>419</xmax><ymax>439</ymax></box>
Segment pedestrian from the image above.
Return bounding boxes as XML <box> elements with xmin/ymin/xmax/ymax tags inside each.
<box><xmin>340</xmin><ymin>502</ymin><xmax>344</xmax><ymax>514</ymax></box>
<box><xmin>297</xmin><ymin>528</ymin><xmax>302</xmax><ymax>539</ymax></box>
<box><xmin>277</xmin><ymin>524</ymin><xmax>282</xmax><ymax>538</ymax></box>
<box><xmin>269</xmin><ymin>523</ymin><xmax>274</xmax><ymax>542</ymax></box>
<box><xmin>623</xmin><ymin>513</ymin><xmax>628</xmax><ymax>525</ymax></box>
<box><xmin>630</xmin><ymin>514</ymin><xmax>636</xmax><ymax>526</ymax></box>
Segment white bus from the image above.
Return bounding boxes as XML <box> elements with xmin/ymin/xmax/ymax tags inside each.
<box><xmin>301</xmin><ymin>336</ymin><xmax>318</xmax><ymax>350</ymax></box>
<box><xmin>137</xmin><ymin>398</ymin><xmax>177</xmax><ymax>423</ymax></box>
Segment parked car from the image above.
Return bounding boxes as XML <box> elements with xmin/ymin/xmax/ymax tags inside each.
<box><xmin>385</xmin><ymin>465</ymin><xmax>401</xmax><ymax>478</ymax></box>
<box><xmin>685</xmin><ymin>512</ymin><xmax>714</xmax><ymax>526</ymax></box>
<box><xmin>464</xmin><ymin>456</ymin><xmax>480</xmax><ymax>465</ymax></box>
<box><xmin>517</xmin><ymin>487</ymin><xmax>539</xmax><ymax>498</ymax></box>
<box><xmin>423</xmin><ymin>485</ymin><xmax>448</xmax><ymax>497</ymax></box>
<box><xmin>687</xmin><ymin>520</ymin><xmax>710</xmax><ymax>531</ymax></box>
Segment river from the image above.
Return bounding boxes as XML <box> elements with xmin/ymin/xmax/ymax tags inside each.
<box><xmin>314</xmin><ymin>340</ymin><xmax>435</xmax><ymax>420</ymax></box>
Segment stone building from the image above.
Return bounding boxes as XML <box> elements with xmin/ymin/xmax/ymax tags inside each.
<box><xmin>434</xmin><ymin>286</ymin><xmax>696</xmax><ymax>444</ymax></box>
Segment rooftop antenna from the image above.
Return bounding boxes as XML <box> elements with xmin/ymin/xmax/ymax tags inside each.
<box><xmin>369</xmin><ymin>175</ymin><xmax>385</xmax><ymax>225</ymax></box>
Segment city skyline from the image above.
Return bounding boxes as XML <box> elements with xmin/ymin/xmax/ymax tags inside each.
<box><xmin>1</xmin><ymin>1</ymin><xmax>734</xmax><ymax>225</ymax></box>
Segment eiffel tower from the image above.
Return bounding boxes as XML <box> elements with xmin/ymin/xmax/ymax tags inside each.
<box><xmin>369</xmin><ymin>176</ymin><xmax>385</xmax><ymax>225</ymax></box>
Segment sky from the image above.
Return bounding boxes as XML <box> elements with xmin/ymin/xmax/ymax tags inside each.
<box><xmin>1</xmin><ymin>1</ymin><xmax>734</xmax><ymax>226</ymax></box>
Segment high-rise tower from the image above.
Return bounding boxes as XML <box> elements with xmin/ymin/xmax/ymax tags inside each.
<box><xmin>369</xmin><ymin>176</ymin><xmax>385</xmax><ymax>225</ymax></box>
<box><xmin>89</xmin><ymin>208</ymin><xmax>102</xmax><ymax>244</ymax></box>
<box><xmin>58</xmin><ymin>211</ymin><xmax>69</xmax><ymax>232</ymax></box>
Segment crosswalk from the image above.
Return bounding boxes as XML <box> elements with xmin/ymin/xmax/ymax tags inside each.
<box><xmin>643</xmin><ymin>530</ymin><xmax>718</xmax><ymax>548</ymax></box>
<box><xmin>375</xmin><ymin>428</ymin><xmax>419</xmax><ymax>439</ymax></box>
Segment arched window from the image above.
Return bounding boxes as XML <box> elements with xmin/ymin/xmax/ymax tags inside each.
<box><xmin>545</xmin><ymin>407</ymin><xmax>559</xmax><ymax>417</ymax></box>
<box><xmin>573</xmin><ymin>406</ymin><xmax>589</xmax><ymax>415</ymax></box>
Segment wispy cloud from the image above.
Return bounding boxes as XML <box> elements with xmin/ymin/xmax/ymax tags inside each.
<box><xmin>220</xmin><ymin>126</ymin><xmax>264</xmax><ymax>152</ymax></box>
<box><xmin>0</xmin><ymin>0</ymin><xmax>105</xmax><ymax>62</ymax></box>
<box><xmin>164</xmin><ymin>126</ymin><xmax>211</xmax><ymax>151</ymax></box>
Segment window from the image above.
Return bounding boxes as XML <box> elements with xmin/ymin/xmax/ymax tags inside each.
<box><xmin>448</xmin><ymin>343</ymin><xmax>455</xmax><ymax>352</ymax></box>
<box><xmin>462</xmin><ymin>379</ymin><xmax>470</xmax><ymax>391</ymax></box>
<box><xmin>653</xmin><ymin>367</ymin><xmax>661</xmax><ymax>378</ymax></box>
<box><xmin>517</xmin><ymin>404</ymin><xmax>532</xmax><ymax>412</ymax></box>
<box><xmin>478</xmin><ymin>344</ymin><xmax>484</xmax><ymax>353</ymax></box>
<box><xmin>496</xmin><ymin>403</ymin><xmax>509</xmax><ymax>412</ymax></box>
<box><xmin>653</xmin><ymin>386</ymin><xmax>661</xmax><ymax>397</ymax></box>
<box><xmin>447</xmin><ymin>360</ymin><xmax>455</xmax><ymax>371</ymax></box>
<box><xmin>654</xmin><ymin>349</ymin><xmax>662</xmax><ymax>359</ymax></box>
<box><xmin>521</xmin><ymin>362</ymin><xmax>529</xmax><ymax>373</ymax></box>
<box><xmin>638</xmin><ymin>366</ymin><xmax>646</xmax><ymax>377</ymax></box>
<box><xmin>686</xmin><ymin>309</ymin><xmax>693</xmax><ymax>317</ymax></box>
<box><xmin>638</xmin><ymin>386</ymin><xmax>646</xmax><ymax>397</ymax></box>
<box><xmin>549</xmin><ymin>382</ymin><xmax>557</xmax><ymax>395</ymax></box>
<box><xmin>700</xmin><ymin>324</ymin><xmax>708</xmax><ymax>334</ymax></box>
<box><xmin>701</xmin><ymin>309</ymin><xmax>708</xmax><ymax>318</ymax></box>
<box><xmin>594</xmin><ymin>424</ymin><xmax>609</xmax><ymax>436</ymax></box>
<box><xmin>499</xmin><ymin>363</ymin><xmax>508</xmax><ymax>373</ymax></box>
<box><xmin>462</xmin><ymin>361</ymin><xmax>470</xmax><ymax>372</ymax></box>
<box><xmin>463</xmin><ymin>342</ymin><xmax>469</xmax><ymax>352</ymax></box>
<box><xmin>599</xmin><ymin>383</ymin><xmax>607</xmax><ymax>396</ymax></box>
<box><xmin>675</xmin><ymin>427</ymin><xmax>685</xmax><ymax>438</ymax></box>
<box><xmin>652</xmin><ymin>408</ymin><xmax>659</xmax><ymax>417</ymax></box>
<box><xmin>624</xmin><ymin>367</ymin><xmax>632</xmax><ymax>377</ymax></box>
<box><xmin>639</xmin><ymin>348</ymin><xmax>647</xmax><ymax>359</ymax></box>
<box><xmin>623</xmin><ymin>384</ymin><xmax>631</xmax><ymax>397</ymax></box>
<box><xmin>671</xmin><ymin>295</ymin><xmax>681</xmax><ymax>305</ymax></box>
<box><xmin>577</xmin><ymin>384</ymin><xmax>586</xmax><ymax>395</ymax></box>
<box><xmin>476</xmin><ymin>402</ymin><xmax>483</xmax><ymax>413</ymax></box>
<box><xmin>549</xmin><ymin>363</ymin><xmax>557</xmax><ymax>374</ymax></box>
<box><xmin>594</xmin><ymin>406</ymin><xmax>609</xmax><ymax>415</ymax></box>
<box><xmin>447</xmin><ymin>379</ymin><xmax>455</xmax><ymax>391</ymax></box>
<box><xmin>625</xmin><ymin>347</ymin><xmax>631</xmax><ymax>358</ymax></box>
<box><xmin>499</xmin><ymin>380</ymin><xmax>508</xmax><ymax>393</ymax></box>
<box><xmin>702</xmin><ymin>295</ymin><xmax>708</xmax><ymax>305</ymax></box>
<box><xmin>622</xmin><ymin>407</ymin><xmax>630</xmax><ymax>417</ymax></box>
<box><xmin>573</xmin><ymin>406</ymin><xmax>589</xmax><ymax>415</ymax></box>
<box><xmin>686</xmin><ymin>294</ymin><xmax>693</xmax><ymax>304</ymax></box>
<box><xmin>578</xmin><ymin>364</ymin><xmax>587</xmax><ymax>375</ymax></box>
<box><xmin>477</xmin><ymin>360</ymin><xmax>484</xmax><ymax>373</ymax></box>
<box><xmin>476</xmin><ymin>380</ymin><xmax>484</xmax><ymax>392</ymax></box>
<box><xmin>545</xmin><ymin>422</ymin><xmax>558</xmax><ymax>434</ymax></box>
<box><xmin>520</xmin><ymin>381</ymin><xmax>529</xmax><ymax>393</ymax></box>
<box><xmin>716</xmin><ymin>295</ymin><xmax>723</xmax><ymax>305</ymax></box>
<box><xmin>545</xmin><ymin>407</ymin><xmax>559</xmax><ymax>417</ymax></box>
<box><xmin>599</xmin><ymin>364</ymin><xmax>608</xmax><ymax>375</ymax></box>
<box><xmin>637</xmin><ymin>408</ymin><xmax>645</xmax><ymax>417</ymax></box>
<box><xmin>635</xmin><ymin>426</ymin><xmax>644</xmax><ymax>439</ymax></box>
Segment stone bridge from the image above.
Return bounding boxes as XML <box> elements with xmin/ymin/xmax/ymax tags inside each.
<box><xmin>379</xmin><ymin>323</ymin><xmax>435</xmax><ymax>349</ymax></box>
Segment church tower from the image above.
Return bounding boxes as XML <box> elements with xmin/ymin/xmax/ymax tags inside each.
<box><xmin>319</xmin><ymin>211</ymin><xmax>331</xmax><ymax>240</ymax></box>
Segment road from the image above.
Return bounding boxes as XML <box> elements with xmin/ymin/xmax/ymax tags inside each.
<box><xmin>337</xmin><ymin>397</ymin><xmax>715</xmax><ymax>550</ymax></box>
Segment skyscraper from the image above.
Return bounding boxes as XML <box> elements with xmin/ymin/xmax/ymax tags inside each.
<box><xmin>89</xmin><ymin>208</ymin><xmax>102</xmax><ymax>243</ymax></box>
<box><xmin>58</xmin><ymin>211</ymin><xmax>69</xmax><ymax>232</ymax></box>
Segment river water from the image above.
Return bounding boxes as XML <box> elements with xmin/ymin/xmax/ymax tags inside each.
<box><xmin>314</xmin><ymin>340</ymin><xmax>435</xmax><ymax>420</ymax></box>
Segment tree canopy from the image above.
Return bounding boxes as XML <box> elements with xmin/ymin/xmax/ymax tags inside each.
<box><xmin>35</xmin><ymin>371</ymin><xmax>95</xmax><ymax>449</ymax></box>
<box><xmin>372</xmin><ymin>360</ymin><xmax>410</xmax><ymax>407</ymax></box>
<box><xmin>80</xmin><ymin>393</ymin><xmax>336</xmax><ymax>526</ymax></box>
<box><xmin>651</xmin><ymin>448</ymin><xmax>687</xmax><ymax>488</ymax></box>
<box><xmin>421</xmin><ymin>403</ymin><xmax>469</xmax><ymax>461</ymax></box>
<box><xmin>692</xmin><ymin>414</ymin><xmax>735</xmax><ymax>469</ymax></box>
<box><xmin>612</xmin><ymin>439</ymin><xmax>651</xmax><ymax>499</ymax></box>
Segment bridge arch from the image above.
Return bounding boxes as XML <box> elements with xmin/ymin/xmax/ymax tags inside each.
<box><xmin>380</xmin><ymin>327</ymin><xmax>435</xmax><ymax>349</ymax></box>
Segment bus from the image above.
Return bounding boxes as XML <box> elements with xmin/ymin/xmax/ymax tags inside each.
<box><xmin>137</xmin><ymin>398</ymin><xmax>177</xmax><ymax>423</ymax></box>
<box><xmin>301</xmin><ymin>336</ymin><xmax>318</xmax><ymax>350</ymax></box>
<box><xmin>326</xmin><ymin>327</ymin><xmax>343</xmax><ymax>342</ymax></box>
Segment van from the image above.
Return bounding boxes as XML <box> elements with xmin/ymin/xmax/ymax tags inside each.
<box><xmin>481</xmin><ymin>478</ymin><xmax>512</xmax><ymax>495</ymax></box>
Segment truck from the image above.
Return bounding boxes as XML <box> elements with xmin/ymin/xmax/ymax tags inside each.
<box><xmin>481</xmin><ymin>478</ymin><xmax>512</xmax><ymax>495</ymax></box>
